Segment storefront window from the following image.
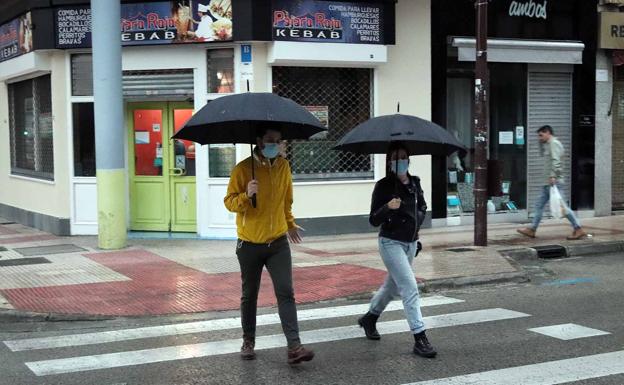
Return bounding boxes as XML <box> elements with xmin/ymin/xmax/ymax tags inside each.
<box><xmin>446</xmin><ymin>63</ymin><xmax>527</xmax><ymax>215</ymax></box>
<box><xmin>8</xmin><ymin>75</ymin><xmax>54</xmax><ymax>180</ymax></box>
<box><xmin>207</xmin><ymin>48</ymin><xmax>234</xmax><ymax>94</ymax></box>
<box><xmin>489</xmin><ymin>63</ymin><xmax>527</xmax><ymax>211</ymax></box>
<box><xmin>209</xmin><ymin>144</ymin><xmax>236</xmax><ymax>178</ymax></box>
<box><xmin>71</xmin><ymin>54</ymin><xmax>94</xmax><ymax>96</ymax></box>
<box><xmin>205</xmin><ymin>35</ymin><xmax>236</xmax><ymax>181</ymax></box>
<box><xmin>446</xmin><ymin>74</ymin><xmax>474</xmax><ymax>216</ymax></box>
<box><xmin>272</xmin><ymin>66</ymin><xmax>373</xmax><ymax>181</ymax></box>
<box><xmin>206</xmin><ymin>49</ymin><xmax>236</xmax><ymax>177</ymax></box>
<box><xmin>72</xmin><ymin>103</ymin><xmax>96</xmax><ymax>177</ymax></box>
<box><xmin>173</xmin><ymin>108</ymin><xmax>196</xmax><ymax>177</ymax></box>
<box><xmin>613</xmin><ymin>66</ymin><xmax>624</xmax><ymax>210</ymax></box>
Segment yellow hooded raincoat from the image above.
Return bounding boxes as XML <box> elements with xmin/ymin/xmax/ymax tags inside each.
<box><xmin>224</xmin><ymin>154</ymin><xmax>296</xmax><ymax>244</ymax></box>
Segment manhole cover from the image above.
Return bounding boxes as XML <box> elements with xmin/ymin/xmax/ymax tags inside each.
<box><xmin>14</xmin><ymin>244</ymin><xmax>86</xmax><ymax>256</ymax></box>
<box><xmin>0</xmin><ymin>257</ymin><xmax>51</xmax><ymax>267</ymax></box>
<box><xmin>446</xmin><ymin>247</ymin><xmax>475</xmax><ymax>253</ymax></box>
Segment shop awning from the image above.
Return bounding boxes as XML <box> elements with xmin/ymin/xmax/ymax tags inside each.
<box><xmin>268</xmin><ymin>41</ymin><xmax>387</xmax><ymax>66</ymax></box>
<box><xmin>452</xmin><ymin>38</ymin><xmax>585</xmax><ymax>65</ymax></box>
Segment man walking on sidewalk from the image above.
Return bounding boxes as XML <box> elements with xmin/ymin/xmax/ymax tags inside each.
<box><xmin>517</xmin><ymin>125</ymin><xmax>587</xmax><ymax>240</ymax></box>
<box><xmin>224</xmin><ymin>128</ymin><xmax>314</xmax><ymax>365</ymax></box>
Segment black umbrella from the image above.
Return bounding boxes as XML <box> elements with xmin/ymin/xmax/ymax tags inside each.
<box><xmin>334</xmin><ymin>113</ymin><xmax>466</xmax><ymax>195</ymax></box>
<box><xmin>173</xmin><ymin>92</ymin><xmax>326</xmax><ymax>207</ymax></box>
<box><xmin>333</xmin><ymin>114</ymin><xmax>465</xmax><ymax>156</ymax></box>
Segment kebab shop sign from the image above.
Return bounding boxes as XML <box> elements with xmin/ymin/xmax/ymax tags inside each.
<box><xmin>272</xmin><ymin>0</ymin><xmax>384</xmax><ymax>44</ymax></box>
<box><xmin>508</xmin><ymin>0</ymin><xmax>547</xmax><ymax>20</ymax></box>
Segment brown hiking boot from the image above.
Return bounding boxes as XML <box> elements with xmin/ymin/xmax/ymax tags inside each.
<box><xmin>517</xmin><ymin>227</ymin><xmax>536</xmax><ymax>238</ymax></box>
<box><xmin>241</xmin><ymin>337</ymin><xmax>256</xmax><ymax>360</ymax></box>
<box><xmin>567</xmin><ymin>228</ymin><xmax>587</xmax><ymax>240</ymax></box>
<box><xmin>287</xmin><ymin>344</ymin><xmax>315</xmax><ymax>365</ymax></box>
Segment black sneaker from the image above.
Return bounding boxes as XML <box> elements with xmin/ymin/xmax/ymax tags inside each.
<box><xmin>413</xmin><ymin>331</ymin><xmax>437</xmax><ymax>358</ymax></box>
<box><xmin>358</xmin><ymin>312</ymin><xmax>381</xmax><ymax>340</ymax></box>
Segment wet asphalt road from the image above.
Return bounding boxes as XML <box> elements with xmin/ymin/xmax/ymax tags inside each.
<box><xmin>0</xmin><ymin>252</ymin><xmax>622</xmax><ymax>385</ymax></box>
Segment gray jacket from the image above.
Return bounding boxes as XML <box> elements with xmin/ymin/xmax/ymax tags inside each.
<box><xmin>542</xmin><ymin>137</ymin><xmax>564</xmax><ymax>184</ymax></box>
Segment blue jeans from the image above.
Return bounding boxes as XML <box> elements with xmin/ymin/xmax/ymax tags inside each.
<box><xmin>369</xmin><ymin>237</ymin><xmax>426</xmax><ymax>334</ymax></box>
<box><xmin>531</xmin><ymin>184</ymin><xmax>581</xmax><ymax>230</ymax></box>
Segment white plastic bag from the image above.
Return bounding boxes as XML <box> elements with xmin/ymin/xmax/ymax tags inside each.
<box><xmin>549</xmin><ymin>186</ymin><xmax>567</xmax><ymax>219</ymax></box>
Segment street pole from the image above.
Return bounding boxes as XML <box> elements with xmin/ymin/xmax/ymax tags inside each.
<box><xmin>92</xmin><ymin>0</ymin><xmax>127</xmax><ymax>249</ymax></box>
<box><xmin>474</xmin><ymin>0</ymin><xmax>489</xmax><ymax>246</ymax></box>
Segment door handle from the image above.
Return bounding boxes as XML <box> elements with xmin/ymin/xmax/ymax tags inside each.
<box><xmin>170</xmin><ymin>168</ymin><xmax>186</xmax><ymax>176</ymax></box>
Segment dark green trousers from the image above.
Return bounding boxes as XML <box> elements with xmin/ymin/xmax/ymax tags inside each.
<box><xmin>236</xmin><ymin>236</ymin><xmax>300</xmax><ymax>347</ymax></box>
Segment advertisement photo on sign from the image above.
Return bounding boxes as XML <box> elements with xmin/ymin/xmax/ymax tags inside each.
<box><xmin>172</xmin><ymin>0</ymin><xmax>232</xmax><ymax>42</ymax></box>
<box><xmin>0</xmin><ymin>12</ymin><xmax>33</xmax><ymax>63</ymax></box>
<box><xmin>55</xmin><ymin>0</ymin><xmax>233</xmax><ymax>49</ymax></box>
<box><xmin>272</xmin><ymin>0</ymin><xmax>384</xmax><ymax>44</ymax></box>
<box><xmin>120</xmin><ymin>1</ymin><xmax>232</xmax><ymax>44</ymax></box>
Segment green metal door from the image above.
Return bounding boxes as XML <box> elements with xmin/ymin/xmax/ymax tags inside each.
<box><xmin>128</xmin><ymin>102</ymin><xmax>196</xmax><ymax>232</ymax></box>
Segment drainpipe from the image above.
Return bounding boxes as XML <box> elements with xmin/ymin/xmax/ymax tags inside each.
<box><xmin>92</xmin><ymin>0</ymin><xmax>127</xmax><ymax>249</ymax></box>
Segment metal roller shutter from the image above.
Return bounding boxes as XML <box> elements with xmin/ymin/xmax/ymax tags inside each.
<box><xmin>122</xmin><ymin>69</ymin><xmax>194</xmax><ymax>98</ymax></box>
<box><xmin>70</xmin><ymin>54</ymin><xmax>194</xmax><ymax>98</ymax></box>
<box><xmin>527</xmin><ymin>71</ymin><xmax>573</xmax><ymax>215</ymax></box>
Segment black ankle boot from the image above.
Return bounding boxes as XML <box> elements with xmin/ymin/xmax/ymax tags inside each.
<box><xmin>358</xmin><ymin>312</ymin><xmax>381</xmax><ymax>340</ymax></box>
<box><xmin>413</xmin><ymin>331</ymin><xmax>437</xmax><ymax>358</ymax></box>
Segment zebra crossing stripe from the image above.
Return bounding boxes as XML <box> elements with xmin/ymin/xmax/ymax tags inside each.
<box><xmin>405</xmin><ymin>349</ymin><xmax>624</xmax><ymax>385</ymax></box>
<box><xmin>25</xmin><ymin>308</ymin><xmax>529</xmax><ymax>376</ymax></box>
<box><xmin>5</xmin><ymin>295</ymin><xmax>463</xmax><ymax>352</ymax></box>
<box><xmin>527</xmin><ymin>323</ymin><xmax>611</xmax><ymax>340</ymax></box>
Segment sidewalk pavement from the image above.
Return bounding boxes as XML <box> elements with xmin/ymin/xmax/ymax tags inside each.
<box><xmin>0</xmin><ymin>215</ymin><xmax>622</xmax><ymax>320</ymax></box>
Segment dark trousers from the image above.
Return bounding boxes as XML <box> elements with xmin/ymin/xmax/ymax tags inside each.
<box><xmin>236</xmin><ymin>236</ymin><xmax>300</xmax><ymax>347</ymax></box>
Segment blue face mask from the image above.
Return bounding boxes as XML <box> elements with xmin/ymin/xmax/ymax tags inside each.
<box><xmin>390</xmin><ymin>159</ymin><xmax>409</xmax><ymax>175</ymax></box>
<box><xmin>261</xmin><ymin>143</ymin><xmax>280</xmax><ymax>159</ymax></box>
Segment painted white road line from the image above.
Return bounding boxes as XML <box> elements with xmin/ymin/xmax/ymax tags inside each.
<box><xmin>5</xmin><ymin>295</ymin><xmax>463</xmax><ymax>352</ymax></box>
<box><xmin>405</xmin><ymin>349</ymin><xmax>624</xmax><ymax>385</ymax></box>
<box><xmin>25</xmin><ymin>308</ymin><xmax>529</xmax><ymax>376</ymax></box>
<box><xmin>528</xmin><ymin>323</ymin><xmax>611</xmax><ymax>340</ymax></box>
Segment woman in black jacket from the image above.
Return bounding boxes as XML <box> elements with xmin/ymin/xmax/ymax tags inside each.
<box><xmin>357</xmin><ymin>142</ymin><xmax>437</xmax><ymax>358</ymax></box>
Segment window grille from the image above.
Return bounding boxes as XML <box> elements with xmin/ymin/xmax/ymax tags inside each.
<box><xmin>272</xmin><ymin>66</ymin><xmax>374</xmax><ymax>181</ymax></box>
<box><xmin>9</xmin><ymin>75</ymin><xmax>54</xmax><ymax>180</ymax></box>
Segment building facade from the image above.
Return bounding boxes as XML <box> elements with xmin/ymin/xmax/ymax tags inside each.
<box><xmin>0</xmin><ymin>0</ymin><xmax>433</xmax><ymax>237</ymax></box>
<box><xmin>431</xmin><ymin>0</ymin><xmax>599</xmax><ymax>225</ymax></box>
<box><xmin>597</xmin><ymin>0</ymin><xmax>624</xmax><ymax>214</ymax></box>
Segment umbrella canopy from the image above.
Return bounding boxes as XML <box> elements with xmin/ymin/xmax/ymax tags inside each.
<box><xmin>172</xmin><ymin>92</ymin><xmax>326</xmax><ymax>209</ymax></box>
<box><xmin>333</xmin><ymin>114</ymin><xmax>465</xmax><ymax>156</ymax></box>
<box><xmin>172</xmin><ymin>92</ymin><xmax>326</xmax><ymax>144</ymax></box>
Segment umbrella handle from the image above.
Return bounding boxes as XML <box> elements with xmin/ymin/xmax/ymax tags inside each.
<box><xmin>250</xmin><ymin>143</ymin><xmax>257</xmax><ymax>208</ymax></box>
<box><xmin>394</xmin><ymin>152</ymin><xmax>399</xmax><ymax>195</ymax></box>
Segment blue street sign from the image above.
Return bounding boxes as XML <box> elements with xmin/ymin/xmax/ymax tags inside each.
<box><xmin>241</xmin><ymin>44</ymin><xmax>252</xmax><ymax>63</ymax></box>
